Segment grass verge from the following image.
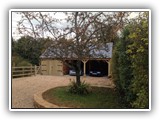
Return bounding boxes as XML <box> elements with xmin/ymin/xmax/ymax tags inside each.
<box><xmin>43</xmin><ymin>86</ymin><xmax>125</xmax><ymax>109</ymax></box>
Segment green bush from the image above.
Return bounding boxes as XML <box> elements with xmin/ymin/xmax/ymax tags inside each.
<box><xmin>111</xmin><ymin>12</ymin><xmax>149</xmax><ymax>108</ymax></box>
<box><xmin>126</xmin><ymin>12</ymin><xmax>149</xmax><ymax>108</ymax></box>
<box><xmin>111</xmin><ymin>29</ymin><xmax>133</xmax><ymax>107</ymax></box>
<box><xmin>68</xmin><ymin>79</ymin><xmax>91</xmax><ymax>95</ymax></box>
<box><xmin>12</xmin><ymin>55</ymin><xmax>32</xmax><ymax>67</ymax></box>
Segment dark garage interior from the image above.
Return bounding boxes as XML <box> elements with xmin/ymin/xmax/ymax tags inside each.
<box><xmin>63</xmin><ymin>60</ymin><xmax>84</xmax><ymax>75</ymax></box>
<box><xmin>63</xmin><ymin>60</ymin><xmax>108</xmax><ymax>76</ymax></box>
<box><xmin>86</xmin><ymin>60</ymin><xmax>108</xmax><ymax>76</ymax></box>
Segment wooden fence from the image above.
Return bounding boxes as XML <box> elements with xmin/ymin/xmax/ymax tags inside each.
<box><xmin>12</xmin><ymin>66</ymin><xmax>41</xmax><ymax>78</ymax></box>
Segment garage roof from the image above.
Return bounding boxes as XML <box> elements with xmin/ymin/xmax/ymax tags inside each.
<box><xmin>40</xmin><ymin>42</ymin><xmax>113</xmax><ymax>59</ymax></box>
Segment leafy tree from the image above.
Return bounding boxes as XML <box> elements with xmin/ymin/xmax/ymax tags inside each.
<box><xmin>126</xmin><ymin>12</ymin><xmax>149</xmax><ymax>108</ymax></box>
<box><xmin>112</xmin><ymin>28</ymin><xmax>133</xmax><ymax>107</ymax></box>
<box><xmin>12</xmin><ymin>55</ymin><xmax>32</xmax><ymax>67</ymax></box>
<box><xmin>12</xmin><ymin>38</ymin><xmax>32</xmax><ymax>66</ymax></box>
<box><xmin>112</xmin><ymin>12</ymin><xmax>149</xmax><ymax>108</ymax></box>
<box><xmin>14</xmin><ymin>36</ymin><xmax>39</xmax><ymax>65</ymax></box>
<box><xmin>14</xmin><ymin>36</ymin><xmax>52</xmax><ymax>65</ymax></box>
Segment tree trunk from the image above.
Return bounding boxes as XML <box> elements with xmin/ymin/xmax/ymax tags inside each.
<box><xmin>76</xmin><ymin>60</ymin><xmax>81</xmax><ymax>86</ymax></box>
<box><xmin>74</xmin><ymin>12</ymin><xmax>81</xmax><ymax>86</ymax></box>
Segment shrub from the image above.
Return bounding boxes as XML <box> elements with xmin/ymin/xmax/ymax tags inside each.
<box><xmin>68</xmin><ymin>79</ymin><xmax>91</xmax><ymax>95</ymax></box>
<box><xmin>111</xmin><ymin>12</ymin><xmax>149</xmax><ymax>108</ymax></box>
<box><xmin>111</xmin><ymin>28</ymin><xmax>134</xmax><ymax>107</ymax></box>
<box><xmin>12</xmin><ymin>55</ymin><xmax>32</xmax><ymax>67</ymax></box>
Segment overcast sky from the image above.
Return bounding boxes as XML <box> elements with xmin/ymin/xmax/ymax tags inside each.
<box><xmin>11</xmin><ymin>11</ymin><xmax>139</xmax><ymax>40</ymax></box>
<box><xmin>12</xmin><ymin>12</ymin><xmax>69</xmax><ymax>39</ymax></box>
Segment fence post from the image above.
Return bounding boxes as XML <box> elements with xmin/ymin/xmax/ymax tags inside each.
<box><xmin>30</xmin><ymin>65</ymin><xmax>32</xmax><ymax>75</ymax></box>
<box><xmin>22</xmin><ymin>67</ymin><xmax>24</xmax><ymax>77</ymax></box>
<box><xmin>12</xmin><ymin>67</ymin><xmax>13</xmax><ymax>78</ymax></box>
<box><xmin>34</xmin><ymin>65</ymin><xmax>37</xmax><ymax>76</ymax></box>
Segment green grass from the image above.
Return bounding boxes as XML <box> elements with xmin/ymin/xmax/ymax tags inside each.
<box><xmin>43</xmin><ymin>86</ymin><xmax>125</xmax><ymax>109</ymax></box>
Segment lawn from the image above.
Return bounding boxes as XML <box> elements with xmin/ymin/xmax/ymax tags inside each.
<box><xmin>43</xmin><ymin>86</ymin><xmax>125</xmax><ymax>109</ymax></box>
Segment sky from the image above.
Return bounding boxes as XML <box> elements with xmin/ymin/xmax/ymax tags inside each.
<box><xmin>11</xmin><ymin>11</ymin><xmax>139</xmax><ymax>40</ymax></box>
<box><xmin>12</xmin><ymin>12</ymin><xmax>68</xmax><ymax>39</ymax></box>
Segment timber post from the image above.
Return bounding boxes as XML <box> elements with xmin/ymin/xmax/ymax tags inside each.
<box><xmin>82</xmin><ymin>60</ymin><xmax>88</xmax><ymax>76</ymax></box>
<box><xmin>105</xmin><ymin>59</ymin><xmax>111</xmax><ymax>77</ymax></box>
<box><xmin>34</xmin><ymin>65</ymin><xmax>37</xmax><ymax>76</ymax></box>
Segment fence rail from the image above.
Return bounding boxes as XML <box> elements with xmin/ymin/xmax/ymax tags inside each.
<box><xmin>12</xmin><ymin>66</ymin><xmax>40</xmax><ymax>78</ymax></box>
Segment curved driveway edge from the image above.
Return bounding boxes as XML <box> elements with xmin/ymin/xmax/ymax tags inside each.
<box><xmin>34</xmin><ymin>90</ymin><xmax>68</xmax><ymax>108</ymax></box>
<box><xmin>12</xmin><ymin>75</ymin><xmax>114</xmax><ymax>108</ymax></box>
<box><xmin>34</xmin><ymin>85</ymin><xmax>115</xmax><ymax>109</ymax></box>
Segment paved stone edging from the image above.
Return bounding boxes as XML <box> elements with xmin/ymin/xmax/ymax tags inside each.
<box><xmin>34</xmin><ymin>85</ymin><xmax>115</xmax><ymax>108</ymax></box>
<box><xmin>34</xmin><ymin>90</ymin><xmax>69</xmax><ymax>108</ymax></box>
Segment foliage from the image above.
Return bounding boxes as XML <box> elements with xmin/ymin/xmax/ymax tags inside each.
<box><xmin>111</xmin><ymin>28</ymin><xmax>133</xmax><ymax>107</ymax></box>
<box><xmin>126</xmin><ymin>12</ymin><xmax>149</xmax><ymax>108</ymax></box>
<box><xmin>13</xmin><ymin>36</ymin><xmax>52</xmax><ymax>65</ymax></box>
<box><xmin>111</xmin><ymin>12</ymin><xmax>149</xmax><ymax>108</ymax></box>
<box><xmin>68</xmin><ymin>79</ymin><xmax>91</xmax><ymax>95</ymax></box>
<box><xmin>111</xmin><ymin>39</ymin><xmax>120</xmax><ymax>86</ymax></box>
<box><xmin>12</xmin><ymin>55</ymin><xmax>32</xmax><ymax>67</ymax></box>
<box><xmin>12</xmin><ymin>38</ymin><xmax>32</xmax><ymax>66</ymax></box>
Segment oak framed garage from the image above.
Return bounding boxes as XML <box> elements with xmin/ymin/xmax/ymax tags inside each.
<box><xmin>40</xmin><ymin>43</ymin><xmax>113</xmax><ymax>77</ymax></box>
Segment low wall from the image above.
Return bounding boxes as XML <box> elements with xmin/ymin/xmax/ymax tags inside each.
<box><xmin>34</xmin><ymin>91</ymin><xmax>68</xmax><ymax>108</ymax></box>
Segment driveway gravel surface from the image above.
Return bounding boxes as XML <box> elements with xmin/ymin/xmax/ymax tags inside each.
<box><xmin>11</xmin><ymin>75</ymin><xmax>114</xmax><ymax>108</ymax></box>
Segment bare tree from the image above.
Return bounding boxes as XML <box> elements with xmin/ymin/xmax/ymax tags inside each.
<box><xmin>16</xmin><ymin>11</ymin><xmax>129</xmax><ymax>86</ymax></box>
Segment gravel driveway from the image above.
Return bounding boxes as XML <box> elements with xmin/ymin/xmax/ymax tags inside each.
<box><xmin>11</xmin><ymin>75</ymin><xmax>114</xmax><ymax>108</ymax></box>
